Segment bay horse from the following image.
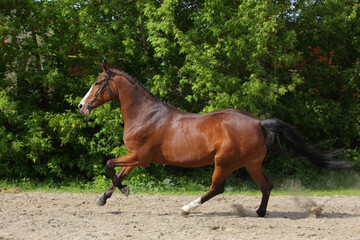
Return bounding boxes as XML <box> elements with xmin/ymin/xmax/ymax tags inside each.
<box><xmin>78</xmin><ymin>61</ymin><xmax>351</xmax><ymax>217</ymax></box>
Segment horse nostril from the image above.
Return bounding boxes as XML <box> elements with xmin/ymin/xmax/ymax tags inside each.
<box><xmin>78</xmin><ymin>103</ymin><xmax>83</xmax><ymax>109</ymax></box>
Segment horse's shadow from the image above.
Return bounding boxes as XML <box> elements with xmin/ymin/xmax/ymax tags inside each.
<box><xmin>199</xmin><ymin>210</ymin><xmax>360</xmax><ymax>220</ymax></box>
<box><xmin>108</xmin><ymin>211</ymin><xmax>122</xmax><ymax>215</ymax></box>
<box><xmin>108</xmin><ymin>210</ymin><xmax>360</xmax><ymax>220</ymax></box>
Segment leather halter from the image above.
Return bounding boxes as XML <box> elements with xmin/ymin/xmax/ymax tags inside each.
<box><xmin>89</xmin><ymin>69</ymin><xmax>113</xmax><ymax>105</ymax></box>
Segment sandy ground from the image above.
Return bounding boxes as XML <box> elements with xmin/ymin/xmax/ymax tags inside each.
<box><xmin>1</xmin><ymin>191</ymin><xmax>360</xmax><ymax>240</ymax></box>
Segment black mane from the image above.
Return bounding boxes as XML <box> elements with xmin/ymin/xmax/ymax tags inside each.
<box><xmin>111</xmin><ymin>68</ymin><xmax>172</xmax><ymax>107</ymax></box>
<box><xmin>111</xmin><ymin>69</ymin><xmax>158</xmax><ymax>99</ymax></box>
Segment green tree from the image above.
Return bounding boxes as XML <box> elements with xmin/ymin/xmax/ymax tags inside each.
<box><xmin>0</xmin><ymin>0</ymin><xmax>358</xmax><ymax>188</ymax></box>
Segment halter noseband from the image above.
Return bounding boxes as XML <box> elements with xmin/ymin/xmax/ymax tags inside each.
<box><xmin>89</xmin><ymin>69</ymin><xmax>114</xmax><ymax>105</ymax></box>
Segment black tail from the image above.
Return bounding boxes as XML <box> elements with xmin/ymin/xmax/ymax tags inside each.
<box><xmin>261</xmin><ymin>119</ymin><xmax>352</xmax><ymax>169</ymax></box>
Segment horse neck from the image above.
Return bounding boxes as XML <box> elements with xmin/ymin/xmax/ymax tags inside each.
<box><xmin>114</xmin><ymin>74</ymin><xmax>165</xmax><ymax>124</ymax></box>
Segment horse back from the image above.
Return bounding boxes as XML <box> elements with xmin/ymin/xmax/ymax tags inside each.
<box><xmin>151</xmin><ymin>108</ymin><xmax>265</xmax><ymax>167</ymax></box>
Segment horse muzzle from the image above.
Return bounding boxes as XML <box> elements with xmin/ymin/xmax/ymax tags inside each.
<box><xmin>78</xmin><ymin>103</ymin><xmax>93</xmax><ymax>115</ymax></box>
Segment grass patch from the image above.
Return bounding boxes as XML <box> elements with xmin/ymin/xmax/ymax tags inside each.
<box><xmin>1</xmin><ymin>177</ymin><xmax>359</xmax><ymax>196</ymax></box>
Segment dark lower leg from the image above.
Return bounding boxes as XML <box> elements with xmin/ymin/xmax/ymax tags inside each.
<box><xmin>200</xmin><ymin>165</ymin><xmax>230</xmax><ymax>204</ymax></box>
<box><xmin>96</xmin><ymin>185</ymin><xmax>115</xmax><ymax>206</ymax></box>
<box><xmin>179</xmin><ymin>183</ymin><xmax>226</xmax><ymax>215</ymax></box>
<box><xmin>246</xmin><ymin>164</ymin><xmax>273</xmax><ymax>217</ymax></box>
<box><xmin>110</xmin><ymin>166</ymin><xmax>134</xmax><ymax>192</ymax></box>
<box><xmin>106</xmin><ymin>160</ymin><xmax>118</xmax><ymax>185</ymax></box>
<box><xmin>96</xmin><ymin>184</ymin><xmax>129</xmax><ymax>206</ymax></box>
<box><xmin>96</xmin><ymin>167</ymin><xmax>135</xmax><ymax>206</ymax></box>
<box><xmin>256</xmin><ymin>184</ymin><xmax>273</xmax><ymax>217</ymax></box>
<box><xmin>112</xmin><ymin>167</ymin><xmax>127</xmax><ymax>189</ymax></box>
<box><xmin>200</xmin><ymin>181</ymin><xmax>226</xmax><ymax>204</ymax></box>
<box><xmin>106</xmin><ymin>154</ymin><xmax>138</xmax><ymax>189</ymax></box>
<box><xmin>179</xmin><ymin>166</ymin><xmax>229</xmax><ymax>215</ymax></box>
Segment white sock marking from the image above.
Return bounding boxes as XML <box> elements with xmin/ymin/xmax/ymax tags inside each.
<box><xmin>181</xmin><ymin>197</ymin><xmax>202</xmax><ymax>213</ymax></box>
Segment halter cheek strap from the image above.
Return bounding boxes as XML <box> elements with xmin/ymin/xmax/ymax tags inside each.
<box><xmin>90</xmin><ymin>69</ymin><xmax>114</xmax><ymax>105</ymax></box>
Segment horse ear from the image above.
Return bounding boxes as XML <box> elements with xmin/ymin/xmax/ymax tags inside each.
<box><xmin>100</xmin><ymin>60</ymin><xmax>109</xmax><ymax>72</ymax></box>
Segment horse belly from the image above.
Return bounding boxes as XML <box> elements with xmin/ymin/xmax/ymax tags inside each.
<box><xmin>158</xmin><ymin>134</ymin><xmax>215</xmax><ymax>168</ymax></box>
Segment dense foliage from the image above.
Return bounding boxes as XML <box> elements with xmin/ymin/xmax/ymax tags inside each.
<box><xmin>0</xmin><ymin>0</ymin><xmax>359</xmax><ymax>189</ymax></box>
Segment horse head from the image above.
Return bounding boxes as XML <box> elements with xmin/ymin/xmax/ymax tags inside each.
<box><xmin>78</xmin><ymin>61</ymin><xmax>115</xmax><ymax>115</ymax></box>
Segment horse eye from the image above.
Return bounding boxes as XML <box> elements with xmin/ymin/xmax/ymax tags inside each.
<box><xmin>94</xmin><ymin>82</ymin><xmax>101</xmax><ymax>86</ymax></box>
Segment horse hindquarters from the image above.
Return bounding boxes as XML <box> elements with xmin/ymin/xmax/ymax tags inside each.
<box><xmin>180</xmin><ymin>118</ymin><xmax>269</xmax><ymax>215</ymax></box>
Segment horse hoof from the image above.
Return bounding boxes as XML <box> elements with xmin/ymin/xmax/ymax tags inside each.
<box><xmin>96</xmin><ymin>199</ymin><xmax>106</xmax><ymax>206</ymax></box>
<box><xmin>95</xmin><ymin>195</ymin><xmax>107</xmax><ymax>206</ymax></box>
<box><xmin>256</xmin><ymin>209</ymin><xmax>266</xmax><ymax>217</ymax></box>
<box><xmin>178</xmin><ymin>209</ymin><xmax>190</xmax><ymax>216</ymax></box>
<box><xmin>120</xmin><ymin>185</ymin><xmax>130</xmax><ymax>197</ymax></box>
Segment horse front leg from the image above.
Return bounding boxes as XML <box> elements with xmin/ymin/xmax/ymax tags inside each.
<box><xmin>106</xmin><ymin>152</ymin><xmax>140</xmax><ymax>185</ymax></box>
<box><xmin>96</xmin><ymin>152</ymin><xmax>140</xmax><ymax>206</ymax></box>
<box><xmin>96</xmin><ymin>166</ymin><xmax>135</xmax><ymax>206</ymax></box>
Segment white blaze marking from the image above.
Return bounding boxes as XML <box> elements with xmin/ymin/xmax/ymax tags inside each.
<box><xmin>80</xmin><ymin>85</ymin><xmax>94</xmax><ymax>105</ymax></box>
<box><xmin>181</xmin><ymin>197</ymin><xmax>202</xmax><ymax>213</ymax></box>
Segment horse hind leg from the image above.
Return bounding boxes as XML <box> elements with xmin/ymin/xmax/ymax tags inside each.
<box><xmin>179</xmin><ymin>165</ymin><xmax>231</xmax><ymax>215</ymax></box>
<box><xmin>245</xmin><ymin>151</ymin><xmax>273</xmax><ymax>217</ymax></box>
